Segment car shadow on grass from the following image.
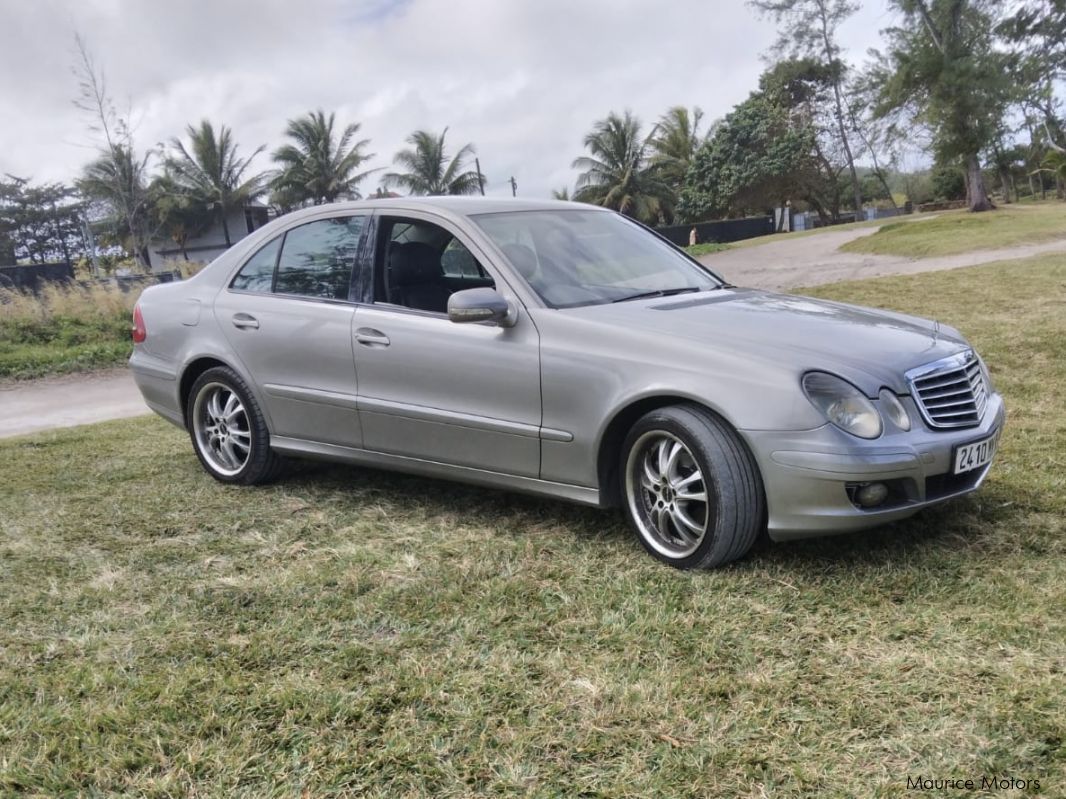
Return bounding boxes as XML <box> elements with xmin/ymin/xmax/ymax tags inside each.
<box><xmin>276</xmin><ymin>459</ymin><xmax>1026</xmax><ymax>575</ymax></box>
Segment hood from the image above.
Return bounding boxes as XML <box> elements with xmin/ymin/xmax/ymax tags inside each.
<box><xmin>568</xmin><ymin>288</ymin><xmax>970</xmax><ymax>395</ymax></box>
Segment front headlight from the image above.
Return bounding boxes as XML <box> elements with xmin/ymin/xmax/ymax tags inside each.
<box><xmin>802</xmin><ymin>372</ymin><xmax>883</xmax><ymax>439</ymax></box>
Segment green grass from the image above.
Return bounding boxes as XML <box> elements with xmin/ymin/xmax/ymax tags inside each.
<box><xmin>840</xmin><ymin>202</ymin><xmax>1066</xmax><ymax>259</ymax></box>
<box><xmin>0</xmin><ymin>285</ymin><xmax>134</xmax><ymax>380</ymax></box>
<box><xmin>2</xmin><ymin>254</ymin><xmax>1065</xmax><ymax>796</ymax></box>
<box><xmin>0</xmin><ymin>320</ymin><xmax>132</xmax><ymax>379</ymax></box>
<box><xmin>684</xmin><ymin>242</ymin><xmax>732</xmax><ymax>257</ymax></box>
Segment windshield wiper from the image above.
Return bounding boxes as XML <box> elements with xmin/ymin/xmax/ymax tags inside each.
<box><xmin>611</xmin><ymin>286</ymin><xmax>702</xmax><ymax>304</ymax></box>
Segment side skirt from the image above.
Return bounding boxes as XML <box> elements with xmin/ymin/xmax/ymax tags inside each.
<box><xmin>270</xmin><ymin>435</ymin><xmax>603</xmax><ymax>507</ymax></box>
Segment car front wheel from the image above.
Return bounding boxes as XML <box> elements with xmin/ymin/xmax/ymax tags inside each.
<box><xmin>621</xmin><ymin>404</ymin><xmax>764</xmax><ymax>569</ymax></box>
<box><xmin>187</xmin><ymin>366</ymin><xmax>283</xmax><ymax>485</ymax></box>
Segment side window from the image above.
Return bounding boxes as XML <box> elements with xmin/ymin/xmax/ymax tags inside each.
<box><xmin>231</xmin><ymin>237</ymin><xmax>280</xmax><ymax>293</ymax></box>
<box><xmin>274</xmin><ymin>216</ymin><xmax>365</xmax><ymax>300</ymax></box>
<box><xmin>441</xmin><ymin>239</ymin><xmax>489</xmax><ymax>279</ymax></box>
<box><xmin>377</xmin><ymin>218</ymin><xmax>494</xmax><ymax>314</ymax></box>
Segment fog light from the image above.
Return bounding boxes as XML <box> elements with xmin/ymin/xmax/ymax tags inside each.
<box><xmin>855</xmin><ymin>482</ymin><xmax>889</xmax><ymax>508</ymax></box>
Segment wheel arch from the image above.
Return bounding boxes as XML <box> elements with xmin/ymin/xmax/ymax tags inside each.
<box><xmin>595</xmin><ymin>394</ymin><xmax>759</xmax><ymax>507</ymax></box>
<box><xmin>179</xmin><ymin>356</ymin><xmax>237</xmax><ymax>426</ymax></box>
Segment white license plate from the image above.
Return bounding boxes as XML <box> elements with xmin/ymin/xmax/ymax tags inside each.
<box><xmin>953</xmin><ymin>432</ymin><xmax>998</xmax><ymax>475</ymax></box>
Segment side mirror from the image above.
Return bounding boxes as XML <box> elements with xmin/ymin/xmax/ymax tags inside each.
<box><xmin>447</xmin><ymin>287</ymin><xmax>516</xmax><ymax>327</ymax></box>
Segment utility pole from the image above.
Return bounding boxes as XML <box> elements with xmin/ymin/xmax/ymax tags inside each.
<box><xmin>509</xmin><ymin>176</ymin><xmax>517</xmax><ymax>197</ymax></box>
<box><xmin>474</xmin><ymin>158</ymin><xmax>485</xmax><ymax>196</ymax></box>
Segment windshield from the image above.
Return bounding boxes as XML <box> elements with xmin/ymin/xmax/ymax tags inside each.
<box><xmin>472</xmin><ymin>209</ymin><xmax>722</xmax><ymax>308</ymax></box>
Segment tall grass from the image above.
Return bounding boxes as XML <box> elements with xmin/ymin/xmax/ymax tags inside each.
<box><xmin>0</xmin><ymin>282</ymin><xmax>136</xmax><ymax>380</ymax></box>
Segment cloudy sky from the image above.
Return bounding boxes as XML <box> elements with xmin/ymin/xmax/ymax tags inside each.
<box><xmin>1</xmin><ymin>0</ymin><xmax>895</xmax><ymax>199</ymax></box>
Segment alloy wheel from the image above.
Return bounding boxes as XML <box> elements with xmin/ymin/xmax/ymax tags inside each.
<box><xmin>625</xmin><ymin>431</ymin><xmax>712</xmax><ymax>558</ymax></box>
<box><xmin>192</xmin><ymin>382</ymin><xmax>252</xmax><ymax>477</ymax></box>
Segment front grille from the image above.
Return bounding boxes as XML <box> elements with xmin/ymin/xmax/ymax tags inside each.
<box><xmin>908</xmin><ymin>351</ymin><xmax>988</xmax><ymax>429</ymax></box>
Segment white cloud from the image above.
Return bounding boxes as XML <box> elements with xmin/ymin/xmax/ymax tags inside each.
<box><xmin>0</xmin><ymin>0</ymin><xmax>891</xmax><ymax>197</ymax></box>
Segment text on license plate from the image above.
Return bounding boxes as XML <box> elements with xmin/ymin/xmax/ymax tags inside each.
<box><xmin>953</xmin><ymin>432</ymin><xmax>998</xmax><ymax>475</ymax></box>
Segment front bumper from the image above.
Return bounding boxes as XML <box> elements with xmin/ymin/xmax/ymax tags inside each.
<box><xmin>741</xmin><ymin>392</ymin><xmax>1005</xmax><ymax>541</ymax></box>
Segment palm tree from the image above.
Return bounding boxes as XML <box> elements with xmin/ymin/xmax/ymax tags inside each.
<box><xmin>572</xmin><ymin>110</ymin><xmax>675</xmax><ymax>224</ymax></box>
<box><xmin>383</xmin><ymin>128</ymin><xmax>482</xmax><ymax>196</ymax></box>
<box><xmin>1043</xmin><ymin>149</ymin><xmax>1066</xmax><ymax>183</ymax></box>
<box><xmin>551</xmin><ymin>187</ymin><xmax>570</xmax><ymax>200</ymax></box>
<box><xmin>77</xmin><ymin>144</ymin><xmax>156</xmax><ymax>268</ymax></box>
<box><xmin>648</xmin><ymin>106</ymin><xmax>706</xmax><ymax>191</ymax></box>
<box><xmin>150</xmin><ymin>171</ymin><xmax>214</xmax><ymax>261</ymax></box>
<box><xmin>165</xmin><ymin>120</ymin><xmax>267</xmax><ymax>247</ymax></box>
<box><xmin>271</xmin><ymin>110</ymin><xmax>377</xmax><ymax>207</ymax></box>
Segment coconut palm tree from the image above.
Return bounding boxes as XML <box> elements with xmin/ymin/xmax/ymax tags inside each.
<box><xmin>649</xmin><ymin>106</ymin><xmax>706</xmax><ymax>191</ymax></box>
<box><xmin>551</xmin><ymin>187</ymin><xmax>570</xmax><ymax>200</ymax></box>
<box><xmin>572</xmin><ymin>110</ymin><xmax>675</xmax><ymax>224</ymax></box>
<box><xmin>77</xmin><ymin>143</ymin><xmax>157</xmax><ymax>268</ymax></box>
<box><xmin>165</xmin><ymin>120</ymin><xmax>267</xmax><ymax>247</ymax></box>
<box><xmin>150</xmin><ymin>171</ymin><xmax>214</xmax><ymax>261</ymax></box>
<box><xmin>383</xmin><ymin>128</ymin><xmax>482</xmax><ymax>196</ymax></box>
<box><xmin>1043</xmin><ymin>149</ymin><xmax>1066</xmax><ymax>183</ymax></box>
<box><xmin>271</xmin><ymin>110</ymin><xmax>377</xmax><ymax>207</ymax></box>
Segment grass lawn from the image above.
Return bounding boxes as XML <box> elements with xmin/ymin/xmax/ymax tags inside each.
<box><xmin>840</xmin><ymin>202</ymin><xmax>1066</xmax><ymax>259</ymax></box>
<box><xmin>2</xmin><ymin>254</ymin><xmax>1064</xmax><ymax>796</ymax></box>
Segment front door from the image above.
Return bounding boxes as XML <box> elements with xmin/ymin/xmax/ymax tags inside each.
<box><xmin>351</xmin><ymin>213</ymin><xmax>542</xmax><ymax>477</ymax></box>
<box><xmin>214</xmin><ymin>214</ymin><xmax>367</xmax><ymax>448</ymax></box>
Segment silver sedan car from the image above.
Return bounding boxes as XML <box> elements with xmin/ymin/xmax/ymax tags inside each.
<box><xmin>130</xmin><ymin>198</ymin><xmax>1004</xmax><ymax>569</ymax></box>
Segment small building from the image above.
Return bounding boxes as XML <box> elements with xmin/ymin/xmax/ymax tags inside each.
<box><xmin>150</xmin><ymin>203</ymin><xmax>270</xmax><ymax>270</ymax></box>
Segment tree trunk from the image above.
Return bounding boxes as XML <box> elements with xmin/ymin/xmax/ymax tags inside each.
<box><xmin>1028</xmin><ymin>173</ymin><xmax>1037</xmax><ymax>200</ymax></box>
<box><xmin>999</xmin><ymin>167</ymin><xmax>1012</xmax><ymax>204</ymax></box>
<box><xmin>966</xmin><ymin>154</ymin><xmax>993</xmax><ymax>212</ymax></box>
<box><xmin>817</xmin><ymin>8</ymin><xmax>863</xmax><ymax>216</ymax></box>
<box><xmin>221</xmin><ymin>208</ymin><xmax>232</xmax><ymax>248</ymax></box>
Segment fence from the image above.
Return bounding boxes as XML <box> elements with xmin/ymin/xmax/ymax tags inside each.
<box><xmin>656</xmin><ymin>215</ymin><xmax>775</xmax><ymax>247</ymax></box>
<box><xmin>0</xmin><ymin>263</ymin><xmax>75</xmax><ymax>292</ymax></box>
<box><xmin>0</xmin><ymin>263</ymin><xmax>181</xmax><ymax>294</ymax></box>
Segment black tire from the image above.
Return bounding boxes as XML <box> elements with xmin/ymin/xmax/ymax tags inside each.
<box><xmin>186</xmin><ymin>365</ymin><xmax>284</xmax><ymax>485</ymax></box>
<box><xmin>620</xmin><ymin>404</ymin><xmax>764</xmax><ymax>569</ymax></box>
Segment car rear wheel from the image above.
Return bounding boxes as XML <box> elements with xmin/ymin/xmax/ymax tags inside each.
<box><xmin>621</xmin><ymin>404</ymin><xmax>764</xmax><ymax>569</ymax></box>
<box><xmin>187</xmin><ymin>366</ymin><xmax>283</xmax><ymax>485</ymax></box>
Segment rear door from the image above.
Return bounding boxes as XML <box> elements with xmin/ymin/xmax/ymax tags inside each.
<box><xmin>214</xmin><ymin>214</ymin><xmax>367</xmax><ymax>448</ymax></box>
<box><xmin>351</xmin><ymin>211</ymin><xmax>542</xmax><ymax>477</ymax></box>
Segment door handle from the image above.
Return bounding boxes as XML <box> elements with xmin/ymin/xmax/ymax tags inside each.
<box><xmin>232</xmin><ymin>313</ymin><xmax>259</xmax><ymax>330</ymax></box>
<box><xmin>354</xmin><ymin>327</ymin><xmax>390</xmax><ymax>347</ymax></box>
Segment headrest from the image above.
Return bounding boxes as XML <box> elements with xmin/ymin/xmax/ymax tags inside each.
<box><xmin>502</xmin><ymin>243</ymin><xmax>538</xmax><ymax>279</ymax></box>
<box><xmin>389</xmin><ymin>242</ymin><xmax>442</xmax><ymax>286</ymax></box>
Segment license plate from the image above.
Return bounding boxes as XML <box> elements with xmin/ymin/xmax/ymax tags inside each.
<box><xmin>953</xmin><ymin>432</ymin><xmax>998</xmax><ymax>475</ymax></box>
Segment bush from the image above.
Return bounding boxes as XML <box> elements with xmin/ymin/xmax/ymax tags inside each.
<box><xmin>931</xmin><ymin>164</ymin><xmax>966</xmax><ymax>201</ymax></box>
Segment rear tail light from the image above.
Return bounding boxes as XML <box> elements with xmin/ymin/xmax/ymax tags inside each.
<box><xmin>132</xmin><ymin>304</ymin><xmax>147</xmax><ymax>344</ymax></box>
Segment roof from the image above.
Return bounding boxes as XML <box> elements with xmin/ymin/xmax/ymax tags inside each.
<box><xmin>295</xmin><ymin>196</ymin><xmax>601</xmax><ymax>218</ymax></box>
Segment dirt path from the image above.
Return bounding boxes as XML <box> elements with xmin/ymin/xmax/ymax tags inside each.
<box><xmin>4</xmin><ymin>223</ymin><xmax>1065</xmax><ymax>439</ymax></box>
<box><xmin>0</xmin><ymin>368</ymin><xmax>148</xmax><ymax>439</ymax></box>
<box><xmin>698</xmin><ymin>222</ymin><xmax>1066</xmax><ymax>290</ymax></box>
